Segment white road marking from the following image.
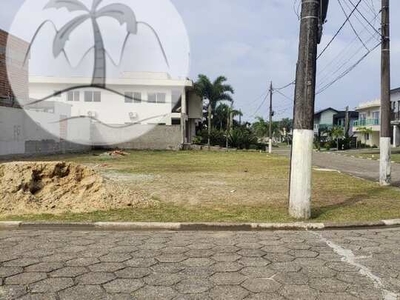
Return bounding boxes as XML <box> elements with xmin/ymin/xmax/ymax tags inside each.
<box><xmin>311</xmin><ymin>231</ymin><xmax>398</xmax><ymax>300</ymax></box>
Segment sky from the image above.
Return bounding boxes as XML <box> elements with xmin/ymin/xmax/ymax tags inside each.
<box><xmin>1</xmin><ymin>0</ymin><xmax>400</xmax><ymax>122</ymax></box>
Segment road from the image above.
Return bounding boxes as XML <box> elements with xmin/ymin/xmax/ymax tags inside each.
<box><xmin>274</xmin><ymin>149</ymin><xmax>400</xmax><ymax>187</ymax></box>
<box><xmin>1</xmin><ymin>228</ymin><xmax>400</xmax><ymax>299</ymax></box>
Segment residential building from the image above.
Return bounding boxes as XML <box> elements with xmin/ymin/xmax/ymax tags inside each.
<box><xmin>353</xmin><ymin>99</ymin><xmax>381</xmax><ymax>147</ymax></box>
<box><xmin>0</xmin><ymin>29</ymin><xmax>29</xmax><ymax>107</ymax></box>
<box><xmin>333</xmin><ymin>111</ymin><xmax>359</xmax><ymax>136</ymax></box>
<box><xmin>28</xmin><ymin>72</ymin><xmax>203</xmax><ymax>148</ymax></box>
<box><xmin>391</xmin><ymin>87</ymin><xmax>400</xmax><ymax>147</ymax></box>
<box><xmin>313</xmin><ymin>107</ymin><xmax>338</xmax><ymax>136</ymax></box>
<box><xmin>353</xmin><ymin>87</ymin><xmax>400</xmax><ymax>148</ymax></box>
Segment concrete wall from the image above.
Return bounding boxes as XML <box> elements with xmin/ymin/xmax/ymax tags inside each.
<box><xmin>117</xmin><ymin>125</ymin><xmax>181</xmax><ymax>150</ymax></box>
<box><xmin>0</xmin><ymin>107</ymin><xmax>89</xmax><ymax>156</ymax></box>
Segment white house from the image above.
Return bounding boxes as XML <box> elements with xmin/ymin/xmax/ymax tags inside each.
<box><xmin>353</xmin><ymin>88</ymin><xmax>400</xmax><ymax>148</ymax></box>
<box><xmin>353</xmin><ymin>99</ymin><xmax>381</xmax><ymax>147</ymax></box>
<box><xmin>27</xmin><ymin>72</ymin><xmax>203</xmax><ymax>149</ymax></box>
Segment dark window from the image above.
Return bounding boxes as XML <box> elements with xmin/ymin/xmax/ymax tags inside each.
<box><xmin>54</xmin><ymin>91</ymin><xmax>62</xmax><ymax>98</ymax></box>
<box><xmin>134</xmin><ymin>92</ymin><xmax>142</xmax><ymax>104</ymax></box>
<box><xmin>68</xmin><ymin>91</ymin><xmax>80</xmax><ymax>102</ymax></box>
<box><xmin>157</xmin><ymin>93</ymin><xmax>166</xmax><ymax>103</ymax></box>
<box><xmin>93</xmin><ymin>91</ymin><xmax>101</xmax><ymax>102</ymax></box>
<box><xmin>148</xmin><ymin>93</ymin><xmax>157</xmax><ymax>103</ymax></box>
<box><xmin>125</xmin><ymin>92</ymin><xmax>133</xmax><ymax>103</ymax></box>
<box><xmin>85</xmin><ymin>91</ymin><xmax>101</xmax><ymax>102</ymax></box>
<box><xmin>84</xmin><ymin>91</ymin><xmax>93</xmax><ymax>102</ymax></box>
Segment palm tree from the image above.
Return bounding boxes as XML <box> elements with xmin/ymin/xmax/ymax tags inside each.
<box><xmin>195</xmin><ymin>75</ymin><xmax>234</xmax><ymax>149</ymax></box>
<box><xmin>252</xmin><ymin>117</ymin><xmax>268</xmax><ymax>139</ymax></box>
<box><xmin>329</xmin><ymin>126</ymin><xmax>345</xmax><ymax>151</ymax></box>
<box><xmin>214</xmin><ymin>103</ymin><xmax>230</xmax><ymax>130</ymax></box>
<box><xmin>45</xmin><ymin>0</ymin><xmax>168</xmax><ymax>88</ymax></box>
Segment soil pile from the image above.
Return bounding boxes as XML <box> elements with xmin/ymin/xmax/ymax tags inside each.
<box><xmin>0</xmin><ymin>161</ymin><xmax>145</xmax><ymax>215</ymax></box>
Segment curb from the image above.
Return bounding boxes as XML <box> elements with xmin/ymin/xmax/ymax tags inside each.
<box><xmin>1</xmin><ymin>220</ymin><xmax>400</xmax><ymax>231</ymax></box>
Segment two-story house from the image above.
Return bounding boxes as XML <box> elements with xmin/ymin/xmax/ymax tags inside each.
<box><xmin>353</xmin><ymin>99</ymin><xmax>381</xmax><ymax>147</ymax></box>
<box><xmin>391</xmin><ymin>87</ymin><xmax>400</xmax><ymax>147</ymax></box>
<box><xmin>313</xmin><ymin>107</ymin><xmax>338</xmax><ymax>136</ymax></box>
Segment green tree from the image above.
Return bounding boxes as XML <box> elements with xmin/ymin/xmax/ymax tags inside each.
<box><xmin>45</xmin><ymin>0</ymin><xmax>167</xmax><ymax>88</ymax></box>
<box><xmin>357</xmin><ymin>127</ymin><xmax>373</xmax><ymax>147</ymax></box>
<box><xmin>195</xmin><ymin>75</ymin><xmax>234</xmax><ymax>149</ymax></box>
<box><xmin>329</xmin><ymin>126</ymin><xmax>345</xmax><ymax>151</ymax></box>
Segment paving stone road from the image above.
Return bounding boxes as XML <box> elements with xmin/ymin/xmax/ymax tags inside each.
<box><xmin>275</xmin><ymin>149</ymin><xmax>400</xmax><ymax>187</ymax></box>
<box><xmin>1</xmin><ymin>228</ymin><xmax>400</xmax><ymax>299</ymax></box>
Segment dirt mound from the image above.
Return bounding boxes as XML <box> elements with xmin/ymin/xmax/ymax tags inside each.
<box><xmin>0</xmin><ymin>161</ymin><xmax>146</xmax><ymax>215</ymax></box>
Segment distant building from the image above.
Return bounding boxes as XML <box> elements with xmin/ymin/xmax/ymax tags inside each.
<box><xmin>29</xmin><ymin>72</ymin><xmax>203</xmax><ymax>148</ymax></box>
<box><xmin>353</xmin><ymin>99</ymin><xmax>381</xmax><ymax>147</ymax></box>
<box><xmin>0</xmin><ymin>29</ymin><xmax>29</xmax><ymax>107</ymax></box>
<box><xmin>353</xmin><ymin>88</ymin><xmax>400</xmax><ymax>148</ymax></box>
<box><xmin>313</xmin><ymin>107</ymin><xmax>338</xmax><ymax>135</ymax></box>
<box><xmin>333</xmin><ymin>110</ymin><xmax>359</xmax><ymax>136</ymax></box>
<box><xmin>391</xmin><ymin>87</ymin><xmax>400</xmax><ymax>147</ymax></box>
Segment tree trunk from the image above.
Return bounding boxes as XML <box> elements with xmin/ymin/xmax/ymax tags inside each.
<box><xmin>208</xmin><ymin>104</ymin><xmax>212</xmax><ymax>150</ymax></box>
<box><xmin>91</xmin><ymin>18</ymin><xmax>106</xmax><ymax>88</ymax></box>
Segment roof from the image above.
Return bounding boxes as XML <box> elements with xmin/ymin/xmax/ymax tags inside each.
<box><xmin>314</xmin><ymin>107</ymin><xmax>339</xmax><ymax>117</ymax></box>
<box><xmin>356</xmin><ymin>99</ymin><xmax>380</xmax><ymax>110</ymax></box>
<box><xmin>391</xmin><ymin>87</ymin><xmax>400</xmax><ymax>94</ymax></box>
<box><xmin>29</xmin><ymin>74</ymin><xmax>194</xmax><ymax>88</ymax></box>
<box><xmin>333</xmin><ymin>111</ymin><xmax>359</xmax><ymax>119</ymax></box>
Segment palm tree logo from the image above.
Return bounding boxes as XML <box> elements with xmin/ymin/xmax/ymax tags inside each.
<box><xmin>44</xmin><ymin>0</ymin><xmax>169</xmax><ymax>88</ymax></box>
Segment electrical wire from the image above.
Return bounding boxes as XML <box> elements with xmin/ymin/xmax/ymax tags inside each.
<box><xmin>317</xmin><ymin>0</ymin><xmax>363</xmax><ymax>60</ymax></box>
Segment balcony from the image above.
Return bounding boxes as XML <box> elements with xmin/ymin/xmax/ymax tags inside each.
<box><xmin>392</xmin><ymin>112</ymin><xmax>400</xmax><ymax>123</ymax></box>
<box><xmin>353</xmin><ymin>119</ymin><xmax>380</xmax><ymax>127</ymax></box>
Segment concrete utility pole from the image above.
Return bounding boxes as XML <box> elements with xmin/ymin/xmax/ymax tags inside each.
<box><xmin>289</xmin><ymin>0</ymin><xmax>320</xmax><ymax>219</ymax></box>
<box><xmin>269</xmin><ymin>82</ymin><xmax>273</xmax><ymax>154</ymax></box>
<box><xmin>380</xmin><ymin>0</ymin><xmax>391</xmax><ymax>186</ymax></box>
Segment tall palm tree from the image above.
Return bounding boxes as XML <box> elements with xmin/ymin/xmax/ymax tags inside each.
<box><xmin>45</xmin><ymin>0</ymin><xmax>168</xmax><ymax>88</ymax></box>
<box><xmin>195</xmin><ymin>75</ymin><xmax>234</xmax><ymax>149</ymax></box>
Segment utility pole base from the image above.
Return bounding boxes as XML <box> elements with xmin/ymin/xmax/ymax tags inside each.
<box><xmin>289</xmin><ymin>129</ymin><xmax>313</xmax><ymax>219</ymax></box>
<box><xmin>380</xmin><ymin>137</ymin><xmax>392</xmax><ymax>186</ymax></box>
<box><xmin>269</xmin><ymin>139</ymin><xmax>273</xmax><ymax>154</ymax></box>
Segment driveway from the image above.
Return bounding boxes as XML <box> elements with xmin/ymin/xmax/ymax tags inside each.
<box><xmin>274</xmin><ymin>149</ymin><xmax>400</xmax><ymax>187</ymax></box>
<box><xmin>1</xmin><ymin>228</ymin><xmax>400</xmax><ymax>299</ymax></box>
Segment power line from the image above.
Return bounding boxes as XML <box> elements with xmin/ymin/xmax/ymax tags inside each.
<box><xmin>274</xmin><ymin>89</ymin><xmax>294</xmax><ymax>103</ymax></box>
<box><xmin>317</xmin><ymin>0</ymin><xmax>363</xmax><ymax>60</ymax></box>
<box><xmin>347</xmin><ymin>0</ymin><xmax>381</xmax><ymax>37</ymax></box>
<box><xmin>316</xmin><ymin>41</ymin><xmax>381</xmax><ymax>95</ymax></box>
<box><xmin>250</xmin><ymin>90</ymin><xmax>270</xmax><ymax>118</ymax></box>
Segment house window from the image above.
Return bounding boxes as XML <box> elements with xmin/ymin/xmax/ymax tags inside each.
<box><xmin>147</xmin><ymin>92</ymin><xmax>167</xmax><ymax>104</ymax></box>
<box><xmin>125</xmin><ymin>92</ymin><xmax>142</xmax><ymax>104</ymax></box>
<box><xmin>372</xmin><ymin>111</ymin><xmax>380</xmax><ymax>120</ymax></box>
<box><xmin>148</xmin><ymin>93</ymin><xmax>157</xmax><ymax>103</ymax></box>
<box><xmin>67</xmin><ymin>91</ymin><xmax>80</xmax><ymax>102</ymax></box>
<box><xmin>125</xmin><ymin>92</ymin><xmax>133</xmax><ymax>103</ymax></box>
<box><xmin>366</xmin><ymin>133</ymin><xmax>370</xmax><ymax>141</ymax></box>
<box><xmin>84</xmin><ymin>91</ymin><xmax>101</xmax><ymax>102</ymax></box>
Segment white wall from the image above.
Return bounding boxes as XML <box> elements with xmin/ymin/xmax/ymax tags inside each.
<box><xmin>29</xmin><ymin>83</ymin><xmax>183</xmax><ymax>126</ymax></box>
<box><xmin>0</xmin><ymin>107</ymin><xmax>90</xmax><ymax>156</ymax></box>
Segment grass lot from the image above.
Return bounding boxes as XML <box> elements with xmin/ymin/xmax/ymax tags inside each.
<box><xmin>340</xmin><ymin>149</ymin><xmax>400</xmax><ymax>163</ymax></box>
<box><xmin>1</xmin><ymin>151</ymin><xmax>400</xmax><ymax>223</ymax></box>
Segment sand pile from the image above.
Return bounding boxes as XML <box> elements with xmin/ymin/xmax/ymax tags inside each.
<box><xmin>0</xmin><ymin>161</ymin><xmax>146</xmax><ymax>215</ymax></box>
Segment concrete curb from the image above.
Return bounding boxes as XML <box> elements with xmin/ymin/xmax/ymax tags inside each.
<box><xmin>0</xmin><ymin>220</ymin><xmax>399</xmax><ymax>231</ymax></box>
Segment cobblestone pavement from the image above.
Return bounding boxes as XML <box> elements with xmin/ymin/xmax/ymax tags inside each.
<box><xmin>1</xmin><ymin>228</ymin><xmax>400</xmax><ymax>300</ymax></box>
<box><xmin>275</xmin><ymin>149</ymin><xmax>400</xmax><ymax>187</ymax></box>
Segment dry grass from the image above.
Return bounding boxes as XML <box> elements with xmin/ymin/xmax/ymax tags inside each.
<box><xmin>1</xmin><ymin>150</ymin><xmax>400</xmax><ymax>223</ymax></box>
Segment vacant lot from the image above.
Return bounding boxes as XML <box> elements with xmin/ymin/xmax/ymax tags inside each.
<box><xmin>1</xmin><ymin>151</ymin><xmax>400</xmax><ymax>223</ymax></box>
